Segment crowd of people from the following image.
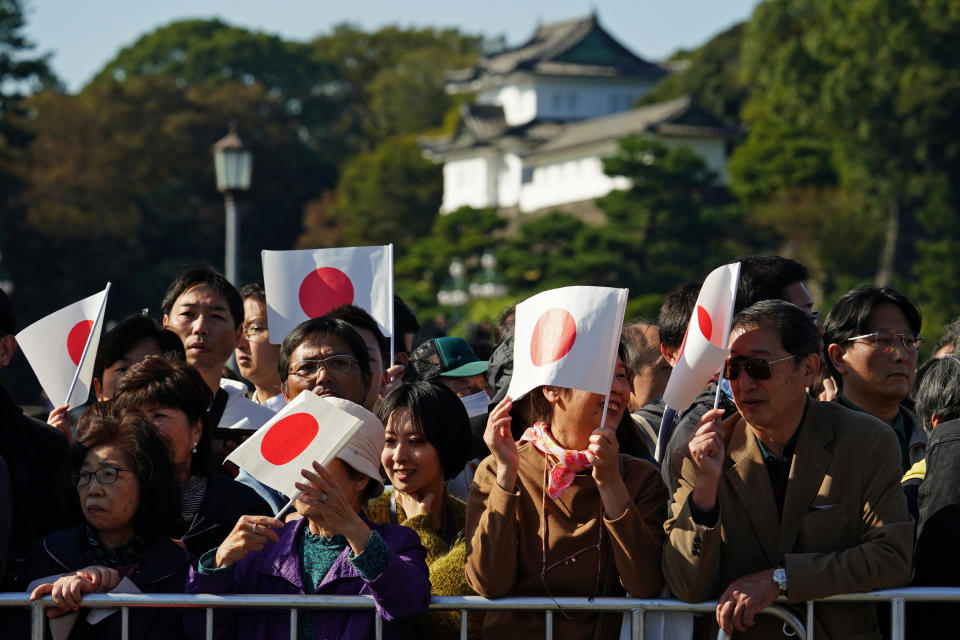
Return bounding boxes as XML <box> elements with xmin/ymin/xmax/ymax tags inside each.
<box><xmin>0</xmin><ymin>254</ymin><xmax>956</xmax><ymax>639</ymax></box>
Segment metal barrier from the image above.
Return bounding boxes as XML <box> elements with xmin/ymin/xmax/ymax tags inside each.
<box><xmin>1</xmin><ymin>588</ymin><xmax>958</xmax><ymax>639</ymax></box>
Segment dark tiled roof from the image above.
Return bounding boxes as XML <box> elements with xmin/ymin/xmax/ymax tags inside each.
<box><xmin>448</xmin><ymin>13</ymin><xmax>666</xmax><ymax>82</ymax></box>
<box><xmin>420</xmin><ymin>96</ymin><xmax>738</xmax><ymax>158</ymax></box>
<box><xmin>525</xmin><ymin>96</ymin><xmax>740</xmax><ymax>157</ymax></box>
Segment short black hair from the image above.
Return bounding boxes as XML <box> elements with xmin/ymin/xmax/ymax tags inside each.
<box><xmin>73</xmin><ymin>405</ymin><xmax>181</xmax><ymax>542</ymax></box>
<box><xmin>822</xmin><ymin>286</ymin><xmax>922</xmax><ymax>382</ymax></box>
<box><xmin>931</xmin><ymin>316</ymin><xmax>960</xmax><ymax>359</ymax></box>
<box><xmin>377</xmin><ymin>381</ymin><xmax>471</xmax><ymax>480</ymax></box>
<box><xmin>0</xmin><ymin>288</ymin><xmax>14</xmax><ymax>336</ymax></box>
<box><xmin>161</xmin><ymin>264</ymin><xmax>244</xmax><ymax>329</ymax></box>
<box><xmin>732</xmin><ymin>300</ymin><xmax>821</xmax><ymax>362</ymax></box>
<box><xmin>913</xmin><ymin>357</ymin><xmax>960</xmax><ymax>430</ymax></box>
<box><xmin>393</xmin><ymin>295</ymin><xmax>419</xmax><ymax>356</ymax></box>
<box><xmin>324</xmin><ymin>304</ymin><xmax>389</xmax><ymax>368</ymax></box>
<box><xmin>238</xmin><ymin>282</ymin><xmax>266</xmax><ymax>305</ymax></box>
<box><xmin>658</xmin><ymin>281</ymin><xmax>701</xmax><ymax>350</ymax></box>
<box><xmin>277</xmin><ymin>317</ymin><xmax>371</xmax><ymax>392</ymax></box>
<box><xmin>111</xmin><ymin>355</ymin><xmax>214</xmax><ymax>476</ymax></box>
<box><xmin>735</xmin><ymin>255</ymin><xmax>810</xmax><ymax>312</ymax></box>
<box><xmin>93</xmin><ymin>315</ymin><xmax>186</xmax><ymax>382</ymax></box>
<box><xmin>622</xmin><ymin>320</ymin><xmax>660</xmax><ymax>376</ymax></box>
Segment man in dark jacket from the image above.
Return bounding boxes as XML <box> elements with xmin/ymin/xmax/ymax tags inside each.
<box><xmin>0</xmin><ymin>289</ymin><xmax>73</xmax><ymax>588</ymax></box>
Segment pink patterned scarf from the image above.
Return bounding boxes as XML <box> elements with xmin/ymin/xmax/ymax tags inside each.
<box><xmin>520</xmin><ymin>422</ymin><xmax>592</xmax><ymax>500</ymax></box>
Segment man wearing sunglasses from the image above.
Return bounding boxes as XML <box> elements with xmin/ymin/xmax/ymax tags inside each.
<box><xmin>823</xmin><ymin>286</ymin><xmax>925</xmax><ymax>474</ymax></box>
<box><xmin>663</xmin><ymin>300</ymin><xmax>912</xmax><ymax>639</ymax></box>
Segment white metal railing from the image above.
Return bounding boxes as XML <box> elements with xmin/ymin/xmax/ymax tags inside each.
<box><xmin>1</xmin><ymin>588</ymin><xmax>957</xmax><ymax>639</ymax></box>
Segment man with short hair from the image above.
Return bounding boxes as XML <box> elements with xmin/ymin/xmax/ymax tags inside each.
<box><xmin>663</xmin><ymin>300</ymin><xmax>913</xmax><ymax>638</ymax></box>
<box><xmin>407</xmin><ymin>336</ymin><xmax>490</xmax><ymax>402</ymax></box>
<box><xmin>323</xmin><ymin>304</ymin><xmax>395</xmax><ymax>409</ymax></box>
<box><xmin>278</xmin><ymin>316</ymin><xmax>372</xmax><ymax>410</ymax></box>
<box><xmin>0</xmin><ymin>290</ymin><xmax>72</xmax><ymax>588</ymax></box>
<box><xmin>822</xmin><ymin>286</ymin><xmax>924</xmax><ymax>473</ymax></box>
<box><xmin>161</xmin><ymin>264</ymin><xmax>273</xmax><ymax>431</ymax></box>
<box><xmin>622</xmin><ymin>320</ymin><xmax>671</xmax><ymax>457</ymax></box>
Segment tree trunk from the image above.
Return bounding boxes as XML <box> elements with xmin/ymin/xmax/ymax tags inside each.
<box><xmin>875</xmin><ymin>194</ymin><xmax>900</xmax><ymax>287</ymax></box>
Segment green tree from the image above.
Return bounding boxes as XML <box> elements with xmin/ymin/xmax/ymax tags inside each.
<box><xmin>638</xmin><ymin>23</ymin><xmax>749</xmax><ymax>125</ymax></box>
<box><xmin>308</xmin><ymin>136</ymin><xmax>443</xmax><ymax>253</ymax></box>
<box><xmin>12</xmin><ymin>77</ymin><xmax>324</xmax><ymax>323</ymax></box>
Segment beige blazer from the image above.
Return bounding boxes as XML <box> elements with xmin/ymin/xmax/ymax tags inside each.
<box><xmin>663</xmin><ymin>397</ymin><xmax>913</xmax><ymax>639</ymax></box>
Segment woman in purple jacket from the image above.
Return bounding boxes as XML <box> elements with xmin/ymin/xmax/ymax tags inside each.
<box><xmin>185</xmin><ymin>398</ymin><xmax>430</xmax><ymax>640</ymax></box>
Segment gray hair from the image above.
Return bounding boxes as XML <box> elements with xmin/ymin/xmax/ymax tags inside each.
<box><xmin>913</xmin><ymin>356</ymin><xmax>960</xmax><ymax>431</ymax></box>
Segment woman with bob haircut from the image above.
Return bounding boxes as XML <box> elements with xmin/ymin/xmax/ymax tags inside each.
<box><xmin>465</xmin><ymin>345</ymin><xmax>667</xmax><ymax>640</ymax></box>
<box><xmin>111</xmin><ymin>355</ymin><xmax>270</xmax><ymax>556</ymax></box>
<box><xmin>367</xmin><ymin>380</ymin><xmax>476</xmax><ymax>639</ymax></box>
<box><xmin>13</xmin><ymin>405</ymin><xmax>189</xmax><ymax>639</ymax></box>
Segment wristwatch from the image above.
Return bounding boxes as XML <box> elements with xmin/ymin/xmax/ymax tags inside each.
<box><xmin>772</xmin><ymin>567</ymin><xmax>788</xmax><ymax>596</ymax></box>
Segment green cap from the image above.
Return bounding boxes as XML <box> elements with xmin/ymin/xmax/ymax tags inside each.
<box><xmin>435</xmin><ymin>337</ymin><xmax>488</xmax><ymax>378</ymax></box>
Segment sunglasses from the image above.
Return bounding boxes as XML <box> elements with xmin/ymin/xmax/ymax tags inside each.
<box><xmin>723</xmin><ymin>354</ymin><xmax>795</xmax><ymax>381</ymax></box>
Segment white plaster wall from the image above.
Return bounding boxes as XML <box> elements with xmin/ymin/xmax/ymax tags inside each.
<box><xmin>497</xmin><ymin>153</ymin><xmax>523</xmax><ymax>208</ymax></box>
<box><xmin>441</xmin><ymin>155</ymin><xmax>497</xmax><ymax>213</ymax></box>
<box><xmin>534</xmin><ymin>77</ymin><xmax>656</xmax><ymax>122</ymax></box>
<box><xmin>518</xmin><ymin>146</ymin><xmax>630</xmax><ymax>212</ymax></box>
<box><xmin>478</xmin><ymin>82</ymin><xmax>537</xmax><ymax>126</ymax></box>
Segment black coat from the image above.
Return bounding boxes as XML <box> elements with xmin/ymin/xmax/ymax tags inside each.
<box><xmin>9</xmin><ymin>526</ymin><xmax>190</xmax><ymax>639</ymax></box>
<box><xmin>176</xmin><ymin>473</ymin><xmax>271</xmax><ymax>558</ymax></box>
<box><xmin>0</xmin><ymin>385</ymin><xmax>74</xmax><ymax>588</ymax></box>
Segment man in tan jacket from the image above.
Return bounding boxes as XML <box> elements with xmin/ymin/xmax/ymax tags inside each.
<box><xmin>663</xmin><ymin>300</ymin><xmax>913</xmax><ymax>639</ymax></box>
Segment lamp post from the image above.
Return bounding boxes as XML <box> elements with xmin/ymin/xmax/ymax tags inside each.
<box><xmin>212</xmin><ymin>121</ymin><xmax>253</xmax><ymax>285</ymax></box>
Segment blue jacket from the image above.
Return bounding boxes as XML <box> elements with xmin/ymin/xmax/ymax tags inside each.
<box><xmin>184</xmin><ymin>515</ymin><xmax>430</xmax><ymax>640</ymax></box>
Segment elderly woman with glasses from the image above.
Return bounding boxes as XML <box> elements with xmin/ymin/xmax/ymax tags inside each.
<box><xmin>184</xmin><ymin>398</ymin><xmax>430</xmax><ymax>640</ymax></box>
<box><xmin>12</xmin><ymin>405</ymin><xmax>189</xmax><ymax>639</ymax></box>
<box><xmin>465</xmin><ymin>347</ymin><xmax>668</xmax><ymax>640</ymax></box>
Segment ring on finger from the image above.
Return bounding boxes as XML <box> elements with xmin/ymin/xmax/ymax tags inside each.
<box><xmin>253</xmin><ymin>523</ymin><xmax>258</xmax><ymax>534</ymax></box>
<box><xmin>319</xmin><ymin>491</ymin><xmax>328</xmax><ymax>504</ymax></box>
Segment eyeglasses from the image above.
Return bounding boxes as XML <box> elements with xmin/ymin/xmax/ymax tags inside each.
<box><xmin>72</xmin><ymin>466</ymin><xmax>130</xmax><ymax>488</ymax></box>
<box><xmin>723</xmin><ymin>355</ymin><xmax>795</xmax><ymax>381</ymax></box>
<box><xmin>810</xmin><ymin>310</ymin><xmax>822</xmax><ymax>323</ymax></box>
<box><xmin>242</xmin><ymin>323</ymin><xmax>269</xmax><ymax>342</ymax></box>
<box><xmin>288</xmin><ymin>355</ymin><xmax>357</xmax><ymax>379</ymax></box>
<box><xmin>847</xmin><ymin>328</ymin><xmax>923</xmax><ymax>353</ymax></box>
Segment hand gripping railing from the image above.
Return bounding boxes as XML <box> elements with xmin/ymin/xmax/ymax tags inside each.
<box><xmin>0</xmin><ymin>592</ymin><xmax>806</xmax><ymax>640</ymax></box>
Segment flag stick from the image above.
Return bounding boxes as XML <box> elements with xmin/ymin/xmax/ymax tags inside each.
<box><xmin>387</xmin><ymin>243</ymin><xmax>395</xmax><ymax>367</ymax></box>
<box><xmin>275</xmin><ymin>490</ymin><xmax>301</xmax><ymax>519</ymax></box>
<box><xmin>64</xmin><ymin>282</ymin><xmax>111</xmax><ymax>407</ymax></box>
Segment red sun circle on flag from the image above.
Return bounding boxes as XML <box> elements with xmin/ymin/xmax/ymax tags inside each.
<box><xmin>67</xmin><ymin>320</ymin><xmax>94</xmax><ymax>366</ymax></box>
<box><xmin>697</xmin><ymin>305</ymin><xmax>713</xmax><ymax>342</ymax></box>
<box><xmin>530</xmin><ymin>308</ymin><xmax>577</xmax><ymax>366</ymax></box>
<box><xmin>299</xmin><ymin>268</ymin><xmax>355</xmax><ymax>318</ymax></box>
<box><xmin>260</xmin><ymin>413</ymin><xmax>320</xmax><ymax>466</ymax></box>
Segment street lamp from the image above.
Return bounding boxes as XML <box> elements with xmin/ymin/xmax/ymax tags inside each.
<box><xmin>212</xmin><ymin>121</ymin><xmax>253</xmax><ymax>285</ymax></box>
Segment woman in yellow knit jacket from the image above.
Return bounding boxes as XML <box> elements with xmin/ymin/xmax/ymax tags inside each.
<box><xmin>367</xmin><ymin>380</ymin><xmax>479</xmax><ymax>639</ymax></box>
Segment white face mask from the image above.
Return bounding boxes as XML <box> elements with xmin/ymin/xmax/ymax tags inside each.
<box><xmin>460</xmin><ymin>390</ymin><xmax>490</xmax><ymax>418</ymax></box>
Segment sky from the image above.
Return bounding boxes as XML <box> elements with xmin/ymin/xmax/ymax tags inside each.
<box><xmin>23</xmin><ymin>0</ymin><xmax>762</xmax><ymax>93</ymax></box>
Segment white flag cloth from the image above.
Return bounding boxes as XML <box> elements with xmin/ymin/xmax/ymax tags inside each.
<box><xmin>262</xmin><ymin>245</ymin><xmax>393</xmax><ymax>344</ymax></box>
<box><xmin>16</xmin><ymin>284</ymin><xmax>110</xmax><ymax>408</ymax></box>
<box><xmin>662</xmin><ymin>262</ymin><xmax>741</xmax><ymax>411</ymax></box>
<box><xmin>225</xmin><ymin>391</ymin><xmax>364</xmax><ymax>498</ymax></box>
<box><xmin>507</xmin><ymin>286</ymin><xmax>628</xmax><ymax>401</ymax></box>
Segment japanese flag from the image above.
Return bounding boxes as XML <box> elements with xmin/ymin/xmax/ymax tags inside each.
<box><xmin>507</xmin><ymin>286</ymin><xmax>628</xmax><ymax>402</ymax></box>
<box><xmin>262</xmin><ymin>245</ymin><xmax>393</xmax><ymax>344</ymax></box>
<box><xmin>225</xmin><ymin>391</ymin><xmax>364</xmax><ymax>499</ymax></box>
<box><xmin>16</xmin><ymin>284</ymin><xmax>110</xmax><ymax>409</ymax></box>
<box><xmin>662</xmin><ymin>262</ymin><xmax>741</xmax><ymax>411</ymax></box>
